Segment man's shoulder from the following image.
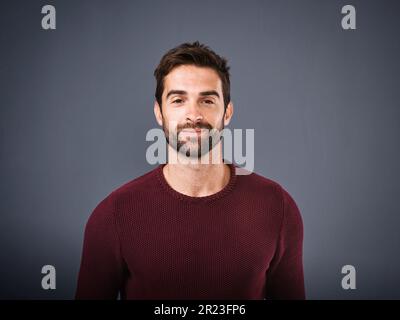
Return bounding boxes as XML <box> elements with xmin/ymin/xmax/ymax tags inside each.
<box><xmin>94</xmin><ymin>166</ymin><xmax>160</xmax><ymax>209</ymax></box>
<box><xmin>236</xmin><ymin>167</ymin><xmax>283</xmax><ymax>194</ymax></box>
<box><xmin>235</xmin><ymin>166</ymin><xmax>298</xmax><ymax>208</ymax></box>
<box><xmin>111</xmin><ymin>166</ymin><xmax>160</xmax><ymax>196</ymax></box>
<box><xmin>86</xmin><ymin>166</ymin><xmax>160</xmax><ymax>223</ymax></box>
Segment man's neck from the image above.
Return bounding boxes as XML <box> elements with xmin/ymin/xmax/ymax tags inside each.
<box><xmin>162</xmin><ymin>156</ymin><xmax>231</xmax><ymax>198</ymax></box>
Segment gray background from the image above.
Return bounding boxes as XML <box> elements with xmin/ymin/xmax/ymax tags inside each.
<box><xmin>1</xmin><ymin>0</ymin><xmax>399</xmax><ymax>299</ymax></box>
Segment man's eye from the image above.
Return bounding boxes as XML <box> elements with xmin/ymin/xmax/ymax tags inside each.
<box><xmin>203</xmin><ymin>100</ymin><xmax>214</xmax><ymax>104</ymax></box>
<box><xmin>172</xmin><ymin>99</ymin><xmax>183</xmax><ymax>104</ymax></box>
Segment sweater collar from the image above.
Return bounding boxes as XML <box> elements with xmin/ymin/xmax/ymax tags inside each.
<box><xmin>155</xmin><ymin>161</ymin><xmax>237</xmax><ymax>203</ymax></box>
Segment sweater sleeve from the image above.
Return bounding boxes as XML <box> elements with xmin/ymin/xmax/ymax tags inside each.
<box><xmin>75</xmin><ymin>194</ymin><xmax>125</xmax><ymax>299</ymax></box>
<box><xmin>265</xmin><ymin>186</ymin><xmax>306</xmax><ymax>300</ymax></box>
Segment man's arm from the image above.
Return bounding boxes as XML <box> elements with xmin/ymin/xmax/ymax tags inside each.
<box><xmin>265</xmin><ymin>186</ymin><xmax>306</xmax><ymax>299</ymax></box>
<box><xmin>75</xmin><ymin>195</ymin><xmax>125</xmax><ymax>299</ymax></box>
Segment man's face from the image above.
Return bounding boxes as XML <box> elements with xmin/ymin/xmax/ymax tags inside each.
<box><xmin>154</xmin><ymin>65</ymin><xmax>233</xmax><ymax>159</ymax></box>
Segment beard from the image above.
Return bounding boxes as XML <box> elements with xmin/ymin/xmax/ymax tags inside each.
<box><xmin>162</xmin><ymin>117</ymin><xmax>224</xmax><ymax>159</ymax></box>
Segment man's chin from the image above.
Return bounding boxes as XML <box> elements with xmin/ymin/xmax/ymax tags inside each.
<box><xmin>176</xmin><ymin>144</ymin><xmax>211</xmax><ymax>159</ymax></box>
<box><xmin>178</xmin><ymin>146</ymin><xmax>202</xmax><ymax>159</ymax></box>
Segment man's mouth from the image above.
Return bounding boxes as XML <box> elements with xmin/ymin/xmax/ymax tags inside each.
<box><xmin>181</xmin><ymin>128</ymin><xmax>204</xmax><ymax>134</ymax></box>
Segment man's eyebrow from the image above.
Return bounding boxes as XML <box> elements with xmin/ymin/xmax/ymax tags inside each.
<box><xmin>199</xmin><ymin>90</ymin><xmax>220</xmax><ymax>98</ymax></box>
<box><xmin>166</xmin><ymin>90</ymin><xmax>187</xmax><ymax>99</ymax></box>
<box><xmin>166</xmin><ymin>90</ymin><xmax>220</xmax><ymax>99</ymax></box>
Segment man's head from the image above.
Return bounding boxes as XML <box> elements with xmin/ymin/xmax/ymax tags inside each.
<box><xmin>153</xmin><ymin>41</ymin><xmax>234</xmax><ymax>159</ymax></box>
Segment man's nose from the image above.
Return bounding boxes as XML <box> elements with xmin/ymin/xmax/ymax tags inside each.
<box><xmin>185</xmin><ymin>100</ymin><xmax>203</xmax><ymax>122</ymax></box>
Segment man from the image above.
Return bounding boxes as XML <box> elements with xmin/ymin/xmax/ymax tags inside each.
<box><xmin>75</xmin><ymin>41</ymin><xmax>305</xmax><ymax>299</ymax></box>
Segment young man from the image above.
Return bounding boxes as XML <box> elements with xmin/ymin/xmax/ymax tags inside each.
<box><xmin>75</xmin><ymin>41</ymin><xmax>305</xmax><ymax>300</ymax></box>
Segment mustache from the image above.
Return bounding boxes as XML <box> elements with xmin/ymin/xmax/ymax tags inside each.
<box><xmin>177</xmin><ymin>122</ymin><xmax>213</xmax><ymax>131</ymax></box>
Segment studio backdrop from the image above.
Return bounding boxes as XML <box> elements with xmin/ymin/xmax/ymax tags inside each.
<box><xmin>1</xmin><ymin>0</ymin><xmax>400</xmax><ymax>299</ymax></box>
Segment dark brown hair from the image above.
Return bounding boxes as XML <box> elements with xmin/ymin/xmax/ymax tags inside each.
<box><xmin>154</xmin><ymin>41</ymin><xmax>231</xmax><ymax>112</ymax></box>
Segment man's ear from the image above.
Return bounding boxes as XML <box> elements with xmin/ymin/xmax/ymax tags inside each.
<box><xmin>223</xmin><ymin>101</ymin><xmax>234</xmax><ymax>126</ymax></box>
<box><xmin>154</xmin><ymin>101</ymin><xmax>163</xmax><ymax>126</ymax></box>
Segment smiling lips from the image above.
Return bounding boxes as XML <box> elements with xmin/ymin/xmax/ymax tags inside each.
<box><xmin>181</xmin><ymin>128</ymin><xmax>204</xmax><ymax>135</ymax></box>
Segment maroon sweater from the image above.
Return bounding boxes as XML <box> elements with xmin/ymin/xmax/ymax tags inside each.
<box><xmin>75</xmin><ymin>163</ymin><xmax>305</xmax><ymax>300</ymax></box>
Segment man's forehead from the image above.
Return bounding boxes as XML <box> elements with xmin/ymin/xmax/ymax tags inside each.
<box><xmin>163</xmin><ymin>65</ymin><xmax>222</xmax><ymax>94</ymax></box>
